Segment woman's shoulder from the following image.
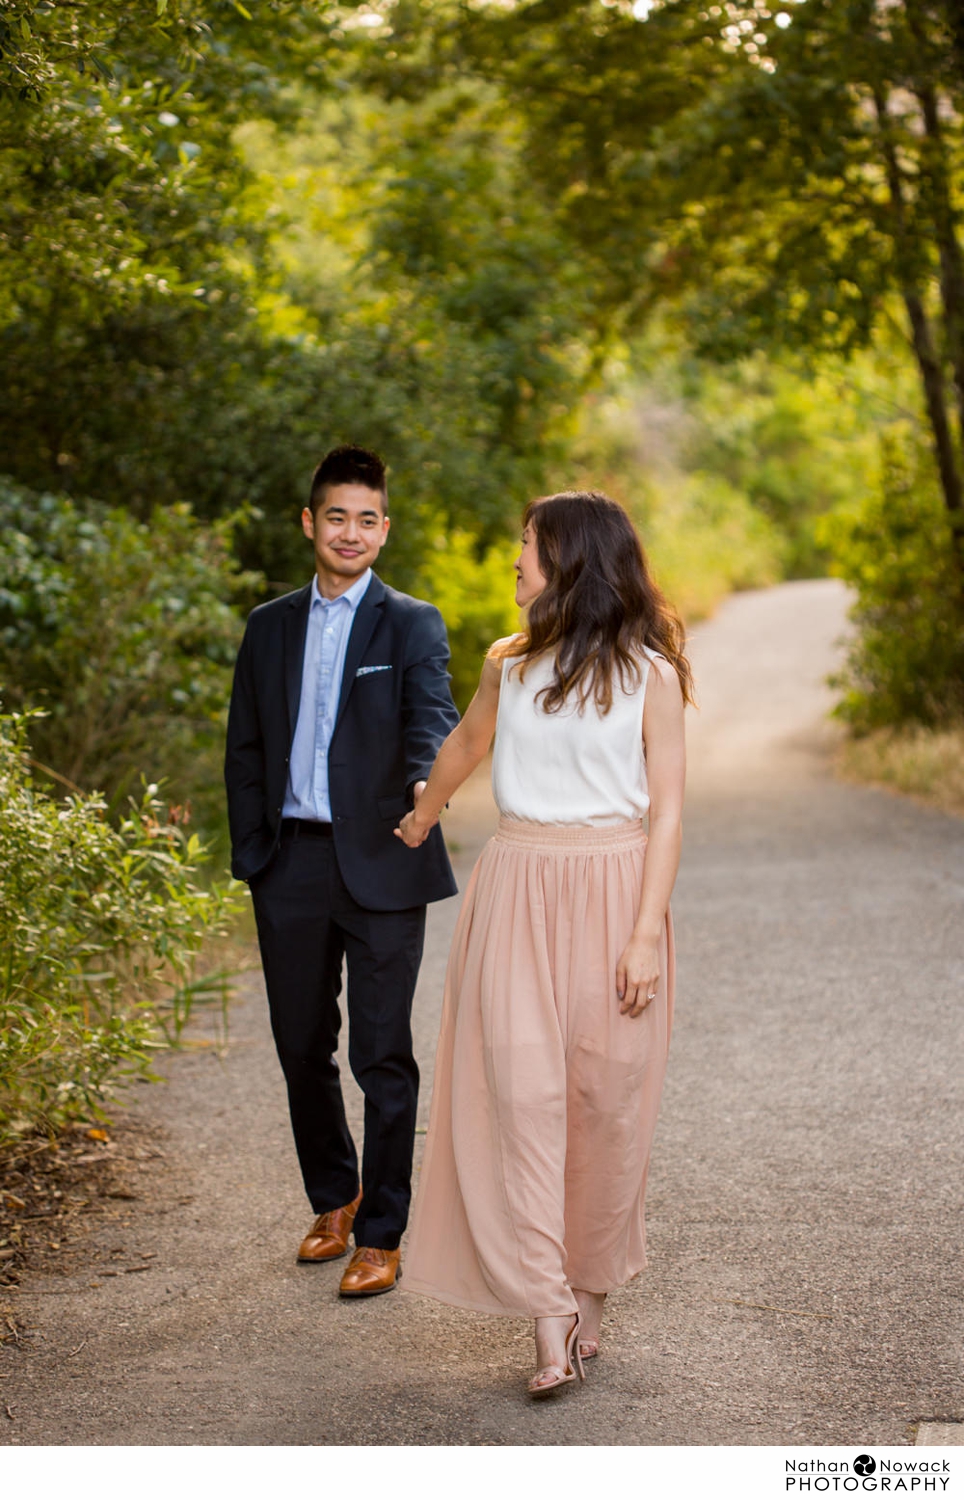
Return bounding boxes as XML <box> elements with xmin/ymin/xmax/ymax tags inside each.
<box><xmin>486</xmin><ymin>633</ymin><xmax>527</xmax><ymax>661</ymax></box>
<box><xmin>612</xmin><ymin>645</ymin><xmax>666</xmax><ymax>692</ymax></box>
<box><xmin>641</xmin><ymin>649</ymin><xmax>685</xmax><ymax>711</ymax></box>
<box><xmin>640</xmin><ymin>646</ymin><xmax>676</xmax><ymax>685</ymax></box>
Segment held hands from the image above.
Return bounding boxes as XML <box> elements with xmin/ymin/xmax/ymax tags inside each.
<box><xmin>616</xmin><ymin>935</ymin><xmax>660</xmax><ymax>1019</ymax></box>
<box><xmin>394</xmin><ymin>780</ymin><xmax>437</xmax><ymax>848</ymax></box>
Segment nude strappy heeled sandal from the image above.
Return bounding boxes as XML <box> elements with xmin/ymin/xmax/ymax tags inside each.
<box><xmin>527</xmin><ymin>1314</ymin><xmax>586</xmax><ymax>1397</ymax></box>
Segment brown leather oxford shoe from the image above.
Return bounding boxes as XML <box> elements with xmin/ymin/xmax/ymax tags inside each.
<box><xmin>338</xmin><ymin>1245</ymin><xmax>401</xmax><ymax>1297</ymax></box>
<box><xmin>296</xmin><ymin>1191</ymin><xmax>362</xmax><ymax>1263</ymax></box>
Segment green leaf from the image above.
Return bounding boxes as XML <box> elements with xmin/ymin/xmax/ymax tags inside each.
<box><xmin>157</xmin><ymin>0</ymin><xmax>168</xmax><ymax>14</ymax></box>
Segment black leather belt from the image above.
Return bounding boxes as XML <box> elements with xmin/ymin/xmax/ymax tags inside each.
<box><xmin>281</xmin><ymin>818</ymin><xmax>333</xmax><ymax>838</ymax></box>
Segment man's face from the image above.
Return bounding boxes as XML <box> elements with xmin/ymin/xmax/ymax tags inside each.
<box><xmin>302</xmin><ymin>483</ymin><xmax>390</xmax><ymax>593</ymax></box>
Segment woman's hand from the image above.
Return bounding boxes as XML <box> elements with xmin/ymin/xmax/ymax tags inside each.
<box><xmin>393</xmin><ymin>655</ymin><xmax>503</xmax><ymax>852</ymax></box>
<box><xmin>394</xmin><ymin>804</ymin><xmax>437</xmax><ymax>848</ymax></box>
<box><xmin>616</xmin><ymin>935</ymin><xmax>660</xmax><ymax>1018</ymax></box>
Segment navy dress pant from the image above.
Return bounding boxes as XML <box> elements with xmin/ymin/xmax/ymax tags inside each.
<box><xmin>250</xmin><ymin>822</ymin><xmax>425</xmax><ymax>1250</ymax></box>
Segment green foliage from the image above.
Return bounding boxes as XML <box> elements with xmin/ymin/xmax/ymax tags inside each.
<box><xmin>230</xmin><ymin>86</ymin><xmax>595</xmax><ymax>589</ymax></box>
<box><xmin>0</xmin><ymin>4</ymin><xmax>300</xmax><ymax>573</ymax></box>
<box><xmin>643</xmin><ymin>471</ymin><xmax>784</xmax><ymax>620</ymax></box>
<box><xmin>672</xmin><ymin>355</ymin><xmax>892</xmax><ymax>581</ymax></box>
<box><xmin>817</xmin><ymin>436</ymin><xmax>964</xmax><ymax>730</ymax></box>
<box><xmin>415</xmin><ymin>529</ymin><xmax>520</xmax><ymax>710</ymax></box>
<box><xmin>0</xmin><ymin>708</ymin><xmax>241</xmax><ymax>1142</ymax></box>
<box><xmin>372</xmin><ymin>0</ymin><xmax>964</xmax><ymax>721</ymax></box>
<box><xmin>0</xmin><ymin>1</ymin><xmax>186</xmax><ymax>101</ymax></box>
<box><xmin>552</xmin><ymin>355</ymin><xmax>806</xmax><ymax>619</ymax></box>
<box><xmin>407</xmin><ymin>0</ymin><xmax>962</xmax><ymax>360</ymax></box>
<box><xmin>5</xmin><ymin>0</ymin><xmax>961</xmax><ymax>755</ymax></box>
<box><xmin>0</xmin><ymin>2</ymin><xmax>345</xmax><ymax>105</ymax></box>
<box><xmin>0</xmin><ymin>7</ymin><xmax>592</xmax><ymax>596</ymax></box>
<box><xmin>0</xmin><ymin>480</ymin><xmax>259</xmax><ymax>828</ymax></box>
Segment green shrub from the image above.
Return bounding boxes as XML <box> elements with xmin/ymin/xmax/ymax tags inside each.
<box><xmin>553</xmin><ymin>378</ymin><xmax>787</xmax><ymax>621</ymax></box>
<box><xmin>644</xmin><ymin>470</ymin><xmax>785</xmax><ymax>620</ymax></box>
<box><xmin>816</xmin><ymin>437</ymin><xmax>964</xmax><ymax>731</ymax></box>
<box><xmin>416</xmin><ymin>529</ymin><xmax>521</xmax><ymax>711</ymax></box>
<box><xmin>0</xmin><ymin>481</ymin><xmax>260</xmax><ymax>834</ymax></box>
<box><xmin>0</xmin><ymin>710</ymin><xmax>241</xmax><ymax>1143</ymax></box>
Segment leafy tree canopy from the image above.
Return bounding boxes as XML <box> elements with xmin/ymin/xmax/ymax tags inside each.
<box><xmin>371</xmin><ymin>0</ymin><xmax>964</xmax><ymax>578</ymax></box>
<box><xmin>0</xmin><ymin>0</ymin><xmax>595</xmax><ymax>591</ymax></box>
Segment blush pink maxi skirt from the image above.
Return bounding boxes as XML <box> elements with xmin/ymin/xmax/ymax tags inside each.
<box><xmin>403</xmin><ymin>816</ymin><xmax>674</xmax><ymax>1319</ymax></box>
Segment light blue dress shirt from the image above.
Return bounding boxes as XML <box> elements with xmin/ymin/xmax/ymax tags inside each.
<box><xmin>282</xmin><ymin>569</ymin><xmax>373</xmax><ymax>822</ymax></box>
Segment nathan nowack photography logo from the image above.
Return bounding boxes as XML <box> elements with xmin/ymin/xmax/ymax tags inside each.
<box><xmin>785</xmin><ymin>1453</ymin><xmax>952</xmax><ymax>1492</ymax></box>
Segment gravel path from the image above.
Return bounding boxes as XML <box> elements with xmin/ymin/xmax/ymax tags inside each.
<box><xmin>2</xmin><ymin>578</ymin><xmax>962</xmax><ymax>1447</ymax></box>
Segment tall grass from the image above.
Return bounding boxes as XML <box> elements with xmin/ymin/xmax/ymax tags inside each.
<box><xmin>837</xmin><ymin>726</ymin><xmax>964</xmax><ymax>819</ymax></box>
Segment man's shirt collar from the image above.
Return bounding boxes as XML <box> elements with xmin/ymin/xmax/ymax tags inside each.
<box><xmin>310</xmin><ymin>568</ymin><xmax>373</xmax><ymax>611</ymax></box>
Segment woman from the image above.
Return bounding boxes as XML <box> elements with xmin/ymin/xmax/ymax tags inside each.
<box><xmin>395</xmin><ymin>491</ymin><xmax>692</xmax><ymax>1396</ymax></box>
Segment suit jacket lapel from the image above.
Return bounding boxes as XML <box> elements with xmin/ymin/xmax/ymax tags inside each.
<box><xmin>336</xmin><ymin>573</ymin><xmax>386</xmax><ymax>730</ymax></box>
<box><xmin>283</xmin><ymin>583</ymin><xmax>313</xmax><ymax>743</ymax></box>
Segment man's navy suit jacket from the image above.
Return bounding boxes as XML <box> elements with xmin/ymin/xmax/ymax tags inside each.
<box><xmin>224</xmin><ymin>572</ymin><xmax>460</xmax><ymax>910</ymax></box>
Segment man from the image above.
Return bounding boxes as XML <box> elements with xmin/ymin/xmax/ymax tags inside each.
<box><xmin>224</xmin><ymin>445</ymin><xmax>459</xmax><ymax>1296</ymax></box>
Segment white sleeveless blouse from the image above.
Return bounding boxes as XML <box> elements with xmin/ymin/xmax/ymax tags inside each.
<box><xmin>491</xmin><ymin>644</ymin><xmax>659</xmax><ymax>826</ymax></box>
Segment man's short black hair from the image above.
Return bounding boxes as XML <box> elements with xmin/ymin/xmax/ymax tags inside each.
<box><xmin>309</xmin><ymin>445</ymin><xmax>388</xmax><ymax>514</ymax></box>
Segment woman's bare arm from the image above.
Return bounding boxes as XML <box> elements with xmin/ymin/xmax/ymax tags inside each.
<box><xmin>616</xmin><ymin>656</ymin><xmax>687</xmax><ymax>1017</ymax></box>
<box><xmin>395</xmin><ymin>652</ymin><xmax>503</xmax><ymax>847</ymax></box>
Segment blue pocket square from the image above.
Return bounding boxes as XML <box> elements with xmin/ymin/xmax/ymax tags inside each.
<box><xmin>356</xmin><ymin>664</ymin><xmax>392</xmax><ymax>677</ymax></box>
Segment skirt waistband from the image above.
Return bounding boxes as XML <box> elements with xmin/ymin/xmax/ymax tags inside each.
<box><xmin>493</xmin><ymin>816</ymin><xmax>647</xmax><ymax>853</ymax></box>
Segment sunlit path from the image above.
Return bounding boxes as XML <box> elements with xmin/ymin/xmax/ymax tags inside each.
<box><xmin>3</xmin><ymin>581</ymin><xmax>962</xmax><ymax>1447</ymax></box>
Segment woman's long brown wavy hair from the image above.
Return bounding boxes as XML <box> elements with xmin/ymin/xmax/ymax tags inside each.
<box><xmin>494</xmin><ymin>490</ymin><xmax>695</xmax><ymax>713</ymax></box>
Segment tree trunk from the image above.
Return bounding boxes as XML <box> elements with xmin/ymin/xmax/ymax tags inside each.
<box><xmin>873</xmin><ymin>85</ymin><xmax>964</xmax><ymax>583</ymax></box>
<box><xmin>901</xmin><ymin>287</ymin><xmax>964</xmax><ymax>536</ymax></box>
<box><xmin>937</xmin><ymin>0</ymin><xmax>964</xmax><ymax>85</ymax></box>
<box><xmin>906</xmin><ymin>4</ymin><xmax>964</xmax><ymax>448</ymax></box>
<box><xmin>916</xmin><ymin>81</ymin><xmax>964</xmax><ymax>437</ymax></box>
